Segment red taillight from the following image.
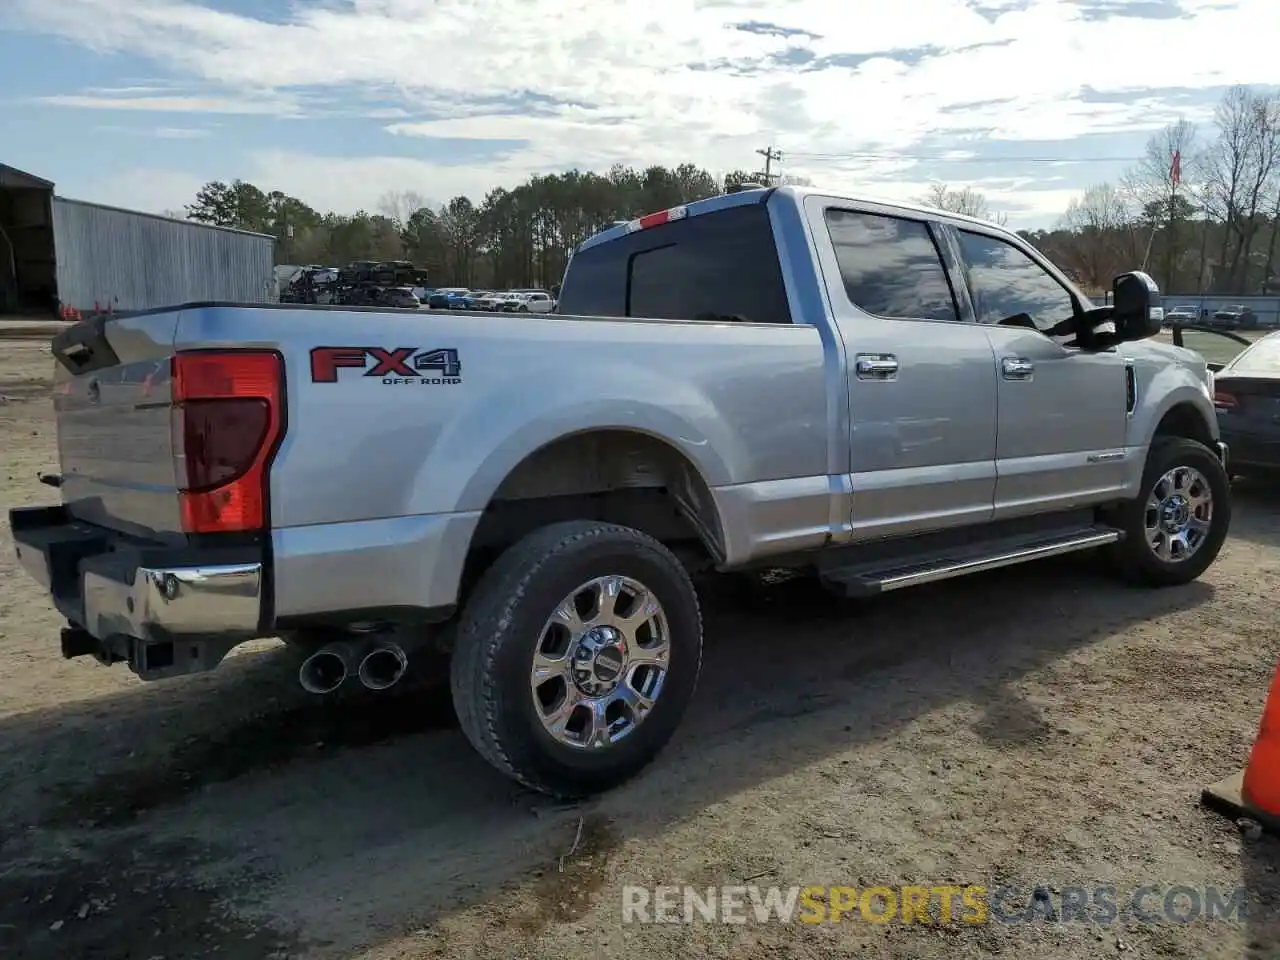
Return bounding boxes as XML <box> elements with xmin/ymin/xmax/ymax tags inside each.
<box><xmin>171</xmin><ymin>351</ymin><xmax>283</xmax><ymax>534</ymax></box>
<box><xmin>1214</xmin><ymin>390</ymin><xmax>1238</xmax><ymax>411</ymax></box>
<box><xmin>626</xmin><ymin>205</ymin><xmax>688</xmax><ymax>233</ymax></box>
<box><xmin>637</xmin><ymin>209</ymin><xmax>673</xmax><ymax>229</ymax></box>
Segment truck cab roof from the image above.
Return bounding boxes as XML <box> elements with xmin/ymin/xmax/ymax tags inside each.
<box><xmin>575</xmin><ymin>184</ymin><xmax>1011</xmax><ymax>255</ymax></box>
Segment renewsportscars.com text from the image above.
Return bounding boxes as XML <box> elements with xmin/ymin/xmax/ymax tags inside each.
<box><xmin>621</xmin><ymin>884</ymin><xmax>1248</xmax><ymax>925</ymax></box>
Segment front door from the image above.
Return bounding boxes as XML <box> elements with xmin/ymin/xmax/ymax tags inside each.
<box><xmin>948</xmin><ymin>225</ymin><xmax>1131</xmax><ymax>519</ymax></box>
<box><xmin>807</xmin><ymin>198</ymin><xmax>999</xmax><ymax>541</ymax></box>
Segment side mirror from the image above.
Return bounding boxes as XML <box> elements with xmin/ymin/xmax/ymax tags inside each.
<box><xmin>1113</xmin><ymin>271</ymin><xmax>1163</xmax><ymax>342</ymax></box>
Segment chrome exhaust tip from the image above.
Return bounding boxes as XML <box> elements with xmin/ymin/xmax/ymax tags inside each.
<box><xmin>298</xmin><ymin>641</ymin><xmax>362</xmax><ymax>695</ymax></box>
<box><xmin>357</xmin><ymin>640</ymin><xmax>409</xmax><ymax>691</ymax></box>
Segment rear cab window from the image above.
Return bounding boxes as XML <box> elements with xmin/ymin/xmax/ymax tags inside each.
<box><xmin>557</xmin><ymin>203</ymin><xmax>792</xmax><ymax>324</ymax></box>
<box><xmin>824</xmin><ymin>209</ymin><xmax>959</xmax><ymax>322</ymax></box>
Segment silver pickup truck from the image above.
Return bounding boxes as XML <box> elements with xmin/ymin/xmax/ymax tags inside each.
<box><xmin>11</xmin><ymin>185</ymin><xmax>1230</xmax><ymax>798</ymax></box>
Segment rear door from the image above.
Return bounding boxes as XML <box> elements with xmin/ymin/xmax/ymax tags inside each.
<box><xmin>51</xmin><ymin>312</ymin><xmax>185</xmax><ymax>540</ymax></box>
<box><xmin>943</xmin><ymin>224</ymin><xmax>1130</xmax><ymax>518</ymax></box>
<box><xmin>804</xmin><ymin>197</ymin><xmax>999</xmax><ymax>540</ymax></box>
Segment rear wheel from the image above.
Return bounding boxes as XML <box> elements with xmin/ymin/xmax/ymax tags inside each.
<box><xmin>1106</xmin><ymin>437</ymin><xmax>1231</xmax><ymax>586</ymax></box>
<box><xmin>450</xmin><ymin>521</ymin><xmax>703</xmax><ymax>797</ymax></box>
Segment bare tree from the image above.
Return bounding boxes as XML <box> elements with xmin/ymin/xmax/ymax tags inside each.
<box><xmin>1201</xmin><ymin>85</ymin><xmax>1280</xmax><ymax>290</ymax></box>
<box><xmin>1261</xmin><ymin>186</ymin><xmax>1280</xmax><ymax>293</ymax></box>
<box><xmin>1121</xmin><ymin>120</ymin><xmax>1198</xmax><ymax>291</ymax></box>
<box><xmin>377</xmin><ymin>190</ymin><xmax>429</xmax><ymax>227</ymax></box>
<box><xmin>919</xmin><ymin>183</ymin><xmax>1008</xmax><ymax>226</ymax></box>
<box><xmin>1239</xmin><ymin>93</ymin><xmax>1280</xmax><ymax>291</ymax></box>
<box><xmin>1056</xmin><ymin>183</ymin><xmax>1141</xmax><ymax>291</ymax></box>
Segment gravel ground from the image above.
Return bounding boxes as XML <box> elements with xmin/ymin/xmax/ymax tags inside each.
<box><xmin>0</xmin><ymin>335</ymin><xmax>1277</xmax><ymax>960</ymax></box>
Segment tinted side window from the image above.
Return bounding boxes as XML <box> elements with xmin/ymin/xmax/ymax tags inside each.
<box><xmin>557</xmin><ymin>203</ymin><xmax>792</xmax><ymax>324</ymax></box>
<box><xmin>957</xmin><ymin>230</ymin><xmax>1077</xmax><ymax>332</ymax></box>
<box><xmin>825</xmin><ymin>210</ymin><xmax>959</xmax><ymax>322</ymax></box>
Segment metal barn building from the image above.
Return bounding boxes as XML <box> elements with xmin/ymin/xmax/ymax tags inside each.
<box><xmin>0</xmin><ymin>163</ymin><xmax>275</xmax><ymax>318</ymax></box>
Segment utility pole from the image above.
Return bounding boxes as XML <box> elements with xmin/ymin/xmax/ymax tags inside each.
<box><xmin>755</xmin><ymin>145</ymin><xmax>783</xmax><ymax>184</ymax></box>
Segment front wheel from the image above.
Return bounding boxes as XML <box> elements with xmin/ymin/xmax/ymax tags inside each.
<box><xmin>1106</xmin><ymin>437</ymin><xmax>1231</xmax><ymax>586</ymax></box>
<box><xmin>450</xmin><ymin>521</ymin><xmax>703</xmax><ymax>797</ymax></box>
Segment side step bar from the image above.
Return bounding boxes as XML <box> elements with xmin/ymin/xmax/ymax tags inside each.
<box><xmin>819</xmin><ymin>526</ymin><xmax>1122</xmax><ymax>597</ymax></box>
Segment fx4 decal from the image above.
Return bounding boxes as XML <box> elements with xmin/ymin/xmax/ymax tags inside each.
<box><xmin>310</xmin><ymin>347</ymin><xmax>462</xmax><ymax>385</ymax></box>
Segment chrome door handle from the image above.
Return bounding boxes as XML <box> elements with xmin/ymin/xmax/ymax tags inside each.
<box><xmin>1001</xmin><ymin>357</ymin><xmax>1034</xmax><ymax>380</ymax></box>
<box><xmin>856</xmin><ymin>354</ymin><xmax>898</xmax><ymax>380</ymax></box>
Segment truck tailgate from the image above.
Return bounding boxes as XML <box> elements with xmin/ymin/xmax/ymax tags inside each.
<box><xmin>51</xmin><ymin>312</ymin><xmax>184</xmax><ymax>540</ymax></box>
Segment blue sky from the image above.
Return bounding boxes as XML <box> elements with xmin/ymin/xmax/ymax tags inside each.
<box><xmin>1</xmin><ymin>0</ymin><xmax>1275</xmax><ymax>227</ymax></box>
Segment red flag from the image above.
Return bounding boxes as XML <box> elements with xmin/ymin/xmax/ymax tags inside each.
<box><xmin>1170</xmin><ymin>150</ymin><xmax>1181</xmax><ymax>188</ymax></box>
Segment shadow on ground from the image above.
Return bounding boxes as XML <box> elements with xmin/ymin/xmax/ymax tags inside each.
<box><xmin>0</xmin><ymin>543</ymin><xmax>1225</xmax><ymax>960</ymax></box>
<box><xmin>1220</xmin><ymin>479</ymin><xmax>1280</xmax><ymax>960</ymax></box>
<box><xmin>1238</xmin><ymin>827</ymin><xmax>1280</xmax><ymax>959</ymax></box>
<box><xmin>1227</xmin><ymin>478</ymin><xmax>1280</xmax><ymax>550</ymax></box>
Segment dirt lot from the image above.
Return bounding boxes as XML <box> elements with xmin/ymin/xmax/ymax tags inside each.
<box><xmin>0</xmin><ymin>335</ymin><xmax>1278</xmax><ymax>960</ymax></box>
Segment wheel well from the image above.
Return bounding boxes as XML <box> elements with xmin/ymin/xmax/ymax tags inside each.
<box><xmin>1153</xmin><ymin>402</ymin><xmax>1215</xmax><ymax>448</ymax></box>
<box><xmin>461</xmin><ymin>430</ymin><xmax>725</xmax><ymax>595</ymax></box>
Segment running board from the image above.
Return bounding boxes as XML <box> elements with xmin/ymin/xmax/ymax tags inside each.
<box><xmin>819</xmin><ymin>527</ymin><xmax>1122</xmax><ymax>597</ymax></box>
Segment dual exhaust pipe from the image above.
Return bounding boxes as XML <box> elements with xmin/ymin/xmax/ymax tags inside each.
<box><xmin>298</xmin><ymin>638</ymin><xmax>409</xmax><ymax>695</ymax></box>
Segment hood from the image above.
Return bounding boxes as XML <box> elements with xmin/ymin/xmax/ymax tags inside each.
<box><xmin>1122</xmin><ymin>337</ymin><xmax>1214</xmax><ymax>391</ymax></box>
<box><xmin>1121</xmin><ymin>337</ymin><xmax>1203</xmax><ymax>370</ymax></box>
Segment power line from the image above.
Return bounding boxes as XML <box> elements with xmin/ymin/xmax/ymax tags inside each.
<box><xmin>783</xmin><ymin>151</ymin><xmax>1144</xmax><ymax>164</ymax></box>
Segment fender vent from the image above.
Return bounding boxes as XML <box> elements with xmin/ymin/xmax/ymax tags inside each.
<box><xmin>1125</xmin><ymin>363</ymin><xmax>1137</xmax><ymax>414</ymax></box>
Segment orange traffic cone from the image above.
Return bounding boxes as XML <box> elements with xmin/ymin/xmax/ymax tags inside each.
<box><xmin>1203</xmin><ymin>656</ymin><xmax>1280</xmax><ymax>833</ymax></box>
<box><xmin>1241</xmin><ymin>659</ymin><xmax>1280</xmax><ymax>824</ymax></box>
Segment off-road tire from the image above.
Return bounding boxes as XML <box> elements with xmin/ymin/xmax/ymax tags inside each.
<box><xmin>1107</xmin><ymin>437</ymin><xmax>1231</xmax><ymax>587</ymax></box>
<box><xmin>449</xmin><ymin>521</ymin><xmax>703</xmax><ymax>798</ymax></box>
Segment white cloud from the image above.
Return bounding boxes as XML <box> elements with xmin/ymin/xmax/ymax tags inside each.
<box><xmin>35</xmin><ymin>93</ymin><xmax>301</xmax><ymax>115</ymax></box>
<box><xmin>153</xmin><ymin>126</ymin><xmax>211</xmax><ymax>138</ymax></box>
<box><xmin>245</xmin><ymin>151</ymin><xmax>483</xmax><ymax>214</ymax></box>
<box><xmin>9</xmin><ymin>0</ymin><xmax>1280</xmax><ymax>224</ymax></box>
<box><xmin>70</xmin><ymin>167</ymin><xmax>208</xmax><ymax>214</ymax></box>
<box><xmin>88</xmin><ymin>122</ymin><xmax>213</xmax><ymax>139</ymax></box>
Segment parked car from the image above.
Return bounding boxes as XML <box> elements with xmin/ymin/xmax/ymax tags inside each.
<box><xmin>516</xmin><ymin>291</ymin><xmax>556</xmax><ymax>313</ymax></box>
<box><xmin>1177</xmin><ymin>328</ymin><xmax>1280</xmax><ymax>476</ymax></box>
<box><xmin>10</xmin><ymin>185</ymin><xmax>1229</xmax><ymax>799</ymax></box>
<box><xmin>427</xmin><ymin>288</ymin><xmax>469</xmax><ymax>309</ymax></box>
<box><xmin>382</xmin><ymin>287</ymin><xmax>421</xmax><ymax>310</ymax></box>
<box><xmin>502</xmin><ymin>291</ymin><xmax>556</xmax><ymax>313</ymax></box>
<box><xmin>1210</xmin><ymin>305</ymin><xmax>1246</xmax><ymax>330</ymax></box>
<box><xmin>1164</xmin><ymin>304</ymin><xmax>1199</xmax><ymax>327</ymax></box>
<box><xmin>472</xmin><ymin>291</ymin><xmax>509</xmax><ymax>312</ymax></box>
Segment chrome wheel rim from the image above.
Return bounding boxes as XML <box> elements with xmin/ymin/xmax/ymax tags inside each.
<box><xmin>1144</xmin><ymin>466</ymin><xmax>1214</xmax><ymax>563</ymax></box>
<box><xmin>530</xmin><ymin>575</ymin><xmax>670</xmax><ymax>750</ymax></box>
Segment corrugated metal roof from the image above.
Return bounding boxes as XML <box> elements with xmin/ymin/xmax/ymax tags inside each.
<box><xmin>0</xmin><ymin>164</ymin><xmax>54</xmax><ymax>190</ymax></box>
<box><xmin>54</xmin><ymin>196</ymin><xmax>275</xmax><ymax>239</ymax></box>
